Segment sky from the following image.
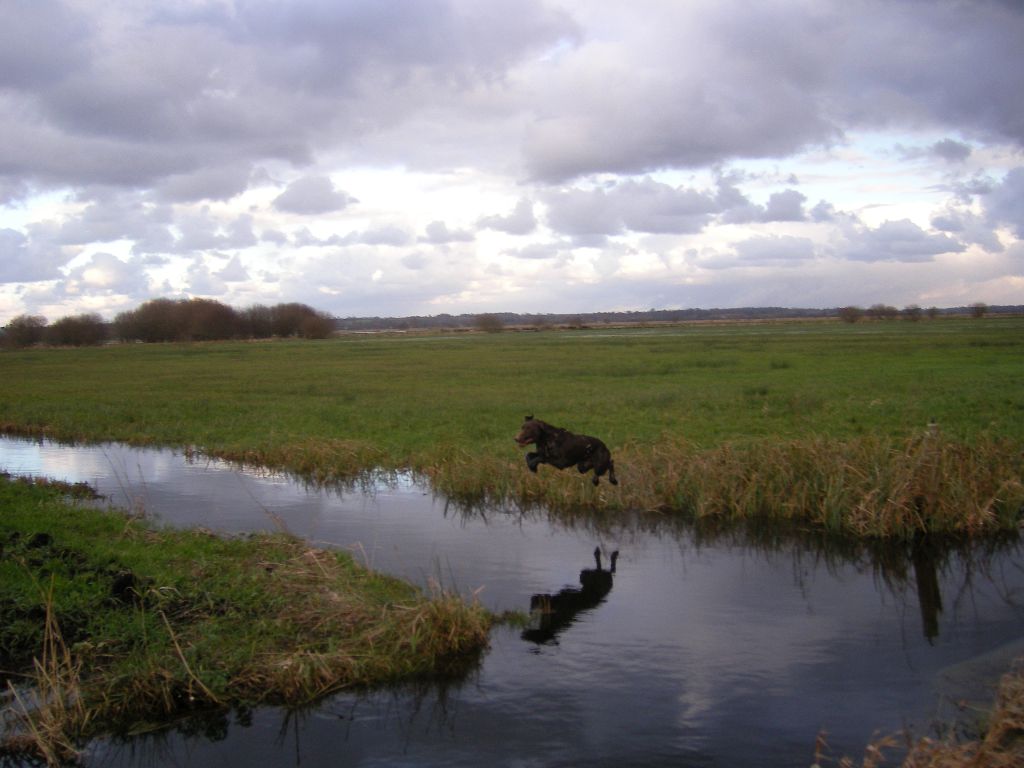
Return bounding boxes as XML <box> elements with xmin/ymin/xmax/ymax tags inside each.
<box><xmin>1</xmin><ymin>0</ymin><xmax>1023</xmax><ymax>324</ymax></box>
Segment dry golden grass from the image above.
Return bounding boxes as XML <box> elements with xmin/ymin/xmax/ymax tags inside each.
<box><xmin>815</xmin><ymin>660</ymin><xmax>1024</xmax><ymax>768</ymax></box>
<box><xmin>424</xmin><ymin>433</ymin><xmax>1024</xmax><ymax>537</ymax></box>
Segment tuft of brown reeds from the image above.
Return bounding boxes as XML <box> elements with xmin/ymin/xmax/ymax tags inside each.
<box><xmin>826</xmin><ymin>658</ymin><xmax>1024</xmax><ymax>767</ymax></box>
<box><xmin>2</xmin><ymin>582</ymin><xmax>91</xmax><ymax>765</ymax></box>
<box><xmin>423</xmin><ymin>434</ymin><xmax>1024</xmax><ymax>538</ymax></box>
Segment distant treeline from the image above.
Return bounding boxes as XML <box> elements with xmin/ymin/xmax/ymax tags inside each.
<box><xmin>4</xmin><ymin>300</ymin><xmax>1022</xmax><ymax>348</ymax></box>
<box><xmin>1</xmin><ymin>298</ymin><xmax>334</xmax><ymax>347</ymax></box>
<box><xmin>336</xmin><ymin>304</ymin><xmax>1024</xmax><ymax>331</ymax></box>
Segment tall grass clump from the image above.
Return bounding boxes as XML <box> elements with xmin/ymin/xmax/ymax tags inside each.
<box><xmin>2</xmin><ymin>586</ymin><xmax>91</xmax><ymax>765</ymax></box>
<box><xmin>425</xmin><ymin>434</ymin><xmax>1023</xmax><ymax>538</ymax></box>
<box><xmin>633</xmin><ymin>433</ymin><xmax>1024</xmax><ymax>537</ymax></box>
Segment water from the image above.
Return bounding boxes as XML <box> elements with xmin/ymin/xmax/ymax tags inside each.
<box><xmin>2</xmin><ymin>436</ymin><xmax>1022</xmax><ymax>767</ymax></box>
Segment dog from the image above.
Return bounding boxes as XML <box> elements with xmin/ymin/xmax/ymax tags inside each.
<box><xmin>514</xmin><ymin>416</ymin><xmax>618</xmax><ymax>486</ymax></box>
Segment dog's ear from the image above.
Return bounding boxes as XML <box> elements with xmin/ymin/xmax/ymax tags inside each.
<box><xmin>524</xmin><ymin>414</ymin><xmax>533</xmax><ymax>421</ymax></box>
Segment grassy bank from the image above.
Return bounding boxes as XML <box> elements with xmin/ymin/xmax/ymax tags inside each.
<box><xmin>0</xmin><ymin>474</ymin><xmax>491</xmax><ymax>763</ymax></box>
<box><xmin>2</xmin><ymin>318</ymin><xmax>1023</xmax><ymax>535</ymax></box>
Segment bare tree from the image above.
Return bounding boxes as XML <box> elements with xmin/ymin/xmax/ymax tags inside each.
<box><xmin>838</xmin><ymin>306</ymin><xmax>863</xmax><ymax>324</ymax></box>
<box><xmin>475</xmin><ymin>313</ymin><xmax>505</xmax><ymax>333</ymax></box>
<box><xmin>902</xmin><ymin>304</ymin><xmax>922</xmax><ymax>322</ymax></box>
<box><xmin>2</xmin><ymin>314</ymin><xmax>48</xmax><ymax>348</ymax></box>
<box><xmin>46</xmin><ymin>313</ymin><xmax>107</xmax><ymax>346</ymax></box>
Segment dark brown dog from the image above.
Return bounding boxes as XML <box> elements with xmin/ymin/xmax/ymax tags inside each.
<box><xmin>514</xmin><ymin>416</ymin><xmax>618</xmax><ymax>486</ymax></box>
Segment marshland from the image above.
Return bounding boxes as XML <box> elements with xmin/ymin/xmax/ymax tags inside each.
<box><xmin>2</xmin><ymin>316</ymin><xmax>1024</xmax><ymax>766</ymax></box>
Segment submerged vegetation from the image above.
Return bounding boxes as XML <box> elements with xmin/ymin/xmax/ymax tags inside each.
<box><xmin>0</xmin><ymin>474</ymin><xmax>490</xmax><ymax>763</ymax></box>
<box><xmin>2</xmin><ymin>317</ymin><xmax>1022</xmax><ymax>537</ymax></box>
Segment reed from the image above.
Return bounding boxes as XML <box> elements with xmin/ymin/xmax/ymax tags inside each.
<box><xmin>425</xmin><ymin>433</ymin><xmax>1024</xmax><ymax>538</ymax></box>
<box><xmin>2</xmin><ymin>582</ymin><xmax>91</xmax><ymax>765</ymax></box>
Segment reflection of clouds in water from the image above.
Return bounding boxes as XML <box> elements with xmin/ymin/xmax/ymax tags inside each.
<box><xmin>0</xmin><ymin>438</ymin><xmax>184</xmax><ymax>488</ymax></box>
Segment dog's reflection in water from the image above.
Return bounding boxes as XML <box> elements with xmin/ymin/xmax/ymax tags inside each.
<box><xmin>522</xmin><ymin>547</ymin><xmax>619</xmax><ymax>646</ymax></box>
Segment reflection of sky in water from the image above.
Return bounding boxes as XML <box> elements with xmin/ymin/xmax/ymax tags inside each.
<box><xmin>3</xmin><ymin>436</ymin><xmax>1023</xmax><ymax>768</ymax></box>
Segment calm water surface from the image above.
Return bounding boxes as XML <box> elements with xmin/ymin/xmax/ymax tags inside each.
<box><xmin>2</xmin><ymin>436</ymin><xmax>1022</xmax><ymax>767</ymax></box>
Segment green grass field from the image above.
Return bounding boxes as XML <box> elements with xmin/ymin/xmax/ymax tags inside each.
<box><xmin>3</xmin><ymin>317</ymin><xmax>1023</xmax><ymax>535</ymax></box>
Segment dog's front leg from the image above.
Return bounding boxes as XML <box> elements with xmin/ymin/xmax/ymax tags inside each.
<box><xmin>526</xmin><ymin>451</ymin><xmax>543</xmax><ymax>472</ymax></box>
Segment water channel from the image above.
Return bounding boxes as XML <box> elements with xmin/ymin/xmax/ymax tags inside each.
<box><xmin>2</xmin><ymin>436</ymin><xmax>1022</xmax><ymax>767</ymax></box>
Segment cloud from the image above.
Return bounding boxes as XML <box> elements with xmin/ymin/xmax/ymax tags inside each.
<box><xmin>0</xmin><ymin>0</ymin><xmax>576</xmax><ymax>197</ymax></box>
<box><xmin>60</xmin><ymin>252</ymin><xmax>150</xmax><ymax>298</ymax></box>
<box><xmin>0</xmin><ymin>227</ymin><xmax>72</xmax><ymax>282</ymax></box>
<box><xmin>544</xmin><ymin>178</ymin><xmax>722</xmax><ymax>240</ymax></box>
<box><xmin>931</xmin><ymin>208</ymin><xmax>1003</xmax><ymax>252</ymax></box>
<box><xmin>478</xmin><ymin>198</ymin><xmax>537</xmax><ymax>235</ymax></box>
<box><xmin>763</xmin><ymin>190</ymin><xmax>807</xmax><ymax>222</ymax></box>
<box><xmin>420</xmin><ymin>220</ymin><xmax>474</xmax><ymax>244</ymax></box>
<box><xmin>983</xmin><ymin>167</ymin><xmax>1024</xmax><ymax>239</ymax></box>
<box><xmin>931</xmin><ymin>139</ymin><xmax>973</xmax><ymax>163</ymax></box>
<box><xmin>273</xmin><ymin>176</ymin><xmax>357</xmax><ymax>215</ymax></box>
<box><xmin>43</xmin><ymin>193</ymin><xmax>175</xmax><ymax>250</ymax></box>
<box><xmin>522</xmin><ymin>1</ymin><xmax>1024</xmax><ymax>182</ymax></box>
<box><xmin>840</xmin><ymin>219</ymin><xmax>966</xmax><ymax>263</ymax></box>
<box><xmin>217</xmin><ymin>254</ymin><xmax>250</xmax><ymax>282</ymax></box>
<box><xmin>155</xmin><ymin>164</ymin><xmax>254</xmax><ymax>203</ymax></box>
<box><xmin>735</xmin><ymin>235</ymin><xmax>816</xmax><ymax>265</ymax></box>
<box><xmin>505</xmin><ymin>242</ymin><xmax>564</xmax><ymax>260</ymax></box>
<box><xmin>0</xmin><ymin>0</ymin><xmax>90</xmax><ymax>90</ymax></box>
<box><xmin>341</xmin><ymin>224</ymin><xmax>413</xmax><ymax>247</ymax></box>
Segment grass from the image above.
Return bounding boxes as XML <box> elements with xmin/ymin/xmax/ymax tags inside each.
<box><xmin>0</xmin><ymin>474</ymin><xmax>491</xmax><ymax>762</ymax></box>
<box><xmin>1</xmin><ymin>317</ymin><xmax>1023</xmax><ymax>535</ymax></box>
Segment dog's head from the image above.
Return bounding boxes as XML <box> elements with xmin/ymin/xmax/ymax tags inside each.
<box><xmin>514</xmin><ymin>415</ymin><xmax>547</xmax><ymax>446</ymax></box>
